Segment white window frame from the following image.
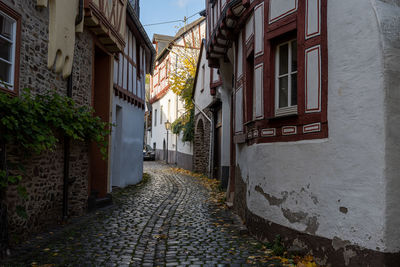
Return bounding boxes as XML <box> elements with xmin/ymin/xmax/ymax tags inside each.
<box><xmin>0</xmin><ymin>9</ymin><xmax>16</xmax><ymax>91</ymax></box>
<box><xmin>275</xmin><ymin>39</ymin><xmax>298</xmax><ymax>117</ymax></box>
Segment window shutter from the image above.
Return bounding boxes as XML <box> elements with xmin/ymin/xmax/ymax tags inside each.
<box><xmin>303</xmin><ymin>0</ymin><xmax>322</xmax><ymax>114</ymax></box>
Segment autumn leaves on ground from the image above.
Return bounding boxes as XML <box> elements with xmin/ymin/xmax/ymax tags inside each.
<box><xmin>171</xmin><ymin>167</ymin><xmax>319</xmax><ymax>267</ymax></box>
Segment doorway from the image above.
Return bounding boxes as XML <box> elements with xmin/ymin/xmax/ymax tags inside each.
<box><xmin>89</xmin><ymin>46</ymin><xmax>112</xmax><ymax>198</ymax></box>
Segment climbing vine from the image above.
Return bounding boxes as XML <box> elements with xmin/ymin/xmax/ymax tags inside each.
<box><xmin>0</xmin><ymin>88</ymin><xmax>111</xmax><ymax>199</ymax></box>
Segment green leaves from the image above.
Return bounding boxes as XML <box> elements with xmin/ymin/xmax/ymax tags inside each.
<box><xmin>0</xmin><ymin>89</ymin><xmax>110</xmax><ymax>158</ymax></box>
<box><xmin>0</xmin><ymin>89</ymin><xmax>111</xmax><ymax>197</ymax></box>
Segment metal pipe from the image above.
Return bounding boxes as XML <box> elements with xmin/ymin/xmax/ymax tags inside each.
<box><xmin>192</xmin><ymin>99</ymin><xmax>213</xmax><ymax>179</ymax></box>
<box><xmin>75</xmin><ymin>0</ymin><xmax>84</xmax><ymax>26</ymax></box>
<box><xmin>63</xmin><ymin>73</ymin><xmax>73</xmax><ymax>220</ymax></box>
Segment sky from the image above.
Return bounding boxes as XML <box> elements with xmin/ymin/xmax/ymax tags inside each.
<box><xmin>140</xmin><ymin>0</ymin><xmax>206</xmax><ymax>41</ymax></box>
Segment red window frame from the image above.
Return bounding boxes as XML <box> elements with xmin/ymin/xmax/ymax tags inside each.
<box><xmin>234</xmin><ymin>0</ymin><xmax>328</xmax><ymax>144</ymax></box>
<box><xmin>0</xmin><ymin>2</ymin><xmax>21</xmax><ymax>96</ymax></box>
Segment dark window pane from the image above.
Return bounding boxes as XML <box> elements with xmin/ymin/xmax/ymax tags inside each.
<box><xmin>0</xmin><ymin>15</ymin><xmax>13</xmax><ymax>40</ymax></box>
<box><xmin>279</xmin><ymin>44</ymin><xmax>288</xmax><ymax>75</ymax></box>
<box><xmin>291</xmin><ymin>40</ymin><xmax>297</xmax><ymax>72</ymax></box>
<box><xmin>0</xmin><ymin>38</ymin><xmax>12</xmax><ymax>61</ymax></box>
<box><xmin>0</xmin><ymin>61</ymin><xmax>11</xmax><ymax>84</ymax></box>
<box><xmin>291</xmin><ymin>73</ymin><xmax>297</xmax><ymax>106</ymax></box>
<box><xmin>279</xmin><ymin>76</ymin><xmax>288</xmax><ymax>108</ymax></box>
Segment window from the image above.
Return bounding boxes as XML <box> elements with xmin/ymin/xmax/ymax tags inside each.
<box><xmin>154</xmin><ymin>109</ymin><xmax>157</xmax><ymax>127</ymax></box>
<box><xmin>275</xmin><ymin>39</ymin><xmax>297</xmax><ymax>116</ymax></box>
<box><xmin>246</xmin><ymin>52</ymin><xmax>254</xmax><ymax>122</ymax></box>
<box><xmin>0</xmin><ymin>9</ymin><xmax>17</xmax><ymax>91</ymax></box>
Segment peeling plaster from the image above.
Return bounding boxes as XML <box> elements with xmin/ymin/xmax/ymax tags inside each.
<box><xmin>340</xmin><ymin>207</ymin><xmax>349</xmax><ymax>214</ymax></box>
<box><xmin>255</xmin><ymin>185</ymin><xmax>288</xmax><ymax>206</ymax></box>
<box><xmin>281</xmin><ymin>208</ymin><xmax>308</xmax><ymax>224</ymax></box>
<box><xmin>282</xmin><ymin>208</ymin><xmax>320</xmax><ymax>235</ymax></box>
<box><xmin>343</xmin><ymin>248</ymin><xmax>357</xmax><ymax>266</ymax></box>
<box><xmin>332</xmin><ymin>237</ymin><xmax>352</xmax><ymax>251</ymax></box>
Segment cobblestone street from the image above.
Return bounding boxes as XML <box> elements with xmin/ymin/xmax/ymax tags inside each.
<box><xmin>1</xmin><ymin>162</ymin><xmax>286</xmax><ymax>267</ymax></box>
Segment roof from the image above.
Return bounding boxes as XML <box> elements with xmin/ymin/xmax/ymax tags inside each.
<box><xmin>126</xmin><ymin>2</ymin><xmax>156</xmax><ymax>74</ymax></box>
<box><xmin>174</xmin><ymin>17</ymin><xmax>205</xmax><ymax>38</ymax></box>
<box><xmin>152</xmin><ymin>34</ymin><xmax>174</xmax><ymax>43</ymax></box>
<box><xmin>154</xmin><ymin>17</ymin><xmax>206</xmax><ymax>62</ymax></box>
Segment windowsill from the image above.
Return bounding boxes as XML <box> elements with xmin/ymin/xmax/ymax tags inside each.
<box><xmin>275</xmin><ymin>106</ymin><xmax>298</xmax><ymax>116</ymax></box>
<box><xmin>0</xmin><ymin>85</ymin><xmax>16</xmax><ymax>96</ymax></box>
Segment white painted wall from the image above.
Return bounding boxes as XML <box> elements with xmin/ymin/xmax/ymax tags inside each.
<box><xmin>373</xmin><ymin>0</ymin><xmax>400</xmax><ymax>253</ymax></box>
<box><xmin>110</xmin><ymin>96</ymin><xmax>144</xmax><ymax>189</ymax></box>
<box><xmin>226</xmin><ymin>0</ymin><xmax>400</xmax><ymax>253</ymax></box>
<box><xmin>150</xmin><ymin>20</ymin><xmax>206</xmax><ymax>163</ymax></box>
<box><xmin>193</xmin><ymin>46</ymin><xmax>213</xmax><ymax>115</ymax></box>
<box><xmin>150</xmin><ymin>90</ymin><xmax>193</xmax><ymax>159</ymax></box>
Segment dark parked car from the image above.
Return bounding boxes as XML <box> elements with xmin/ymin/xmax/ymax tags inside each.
<box><xmin>143</xmin><ymin>145</ymin><xmax>155</xmax><ymax>161</ymax></box>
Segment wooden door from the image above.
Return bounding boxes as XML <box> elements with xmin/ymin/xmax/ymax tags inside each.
<box><xmin>89</xmin><ymin>46</ymin><xmax>112</xmax><ymax>198</ymax></box>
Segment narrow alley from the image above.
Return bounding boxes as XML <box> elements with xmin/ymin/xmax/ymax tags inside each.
<box><xmin>1</xmin><ymin>162</ymin><xmax>286</xmax><ymax>267</ymax></box>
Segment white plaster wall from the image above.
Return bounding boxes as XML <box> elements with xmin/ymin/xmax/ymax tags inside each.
<box><xmin>219</xmin><ymin>57</ymin><xmax>234</xmax><ymax>168</ymax></box>
<box><xmin>110</xmin><ymin>96</ymin><xmax>144</xmax><ymax>189</ymax></box>
<box><xmin>372</xmin><ymin>0</ymin><xmax>400</xmax><ymax>252</ymax></box>
<box><xmin>150</xmin><ymin>90</ymin><xmax>193</xmax><ymax>158</ymax></box>
<box><xmin>235</xmin><ymin>0</ymin><xmax>389</xmax><ymax>252</ymax></box>
<box><xmin>150</xmin><ymin>90</ymin><xmax>176</xmax><ymax>152</ymax></box>
<box><xmin>194</xmin><ymin>46</ymin><xmax>213</xmax><ymax>116</ymax></box>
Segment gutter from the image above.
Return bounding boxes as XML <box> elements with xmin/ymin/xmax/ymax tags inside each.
<box><xmin>193</xmin><ymin>99</ymin><xmax>214</xmax><ymax>179</ymax></box>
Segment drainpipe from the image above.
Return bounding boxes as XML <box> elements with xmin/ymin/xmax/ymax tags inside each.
<box><xmin>63</xmin><ymin>74</ymin><xmax>73</xmax><ymax>221</ymax></box>
<box><xmin>175</xmin><ymin>94</ymin><xmax>178</xmax><ymax>165</ymax></box>
<box><xmin>193</xmin><ymin>100</ymin><xmax>214</xmax><ymax>179</ymax></box>
<box><xmin>175</xmin><ymin>54</ymin><xmax>178</xmax><ymax>165</ymax></box>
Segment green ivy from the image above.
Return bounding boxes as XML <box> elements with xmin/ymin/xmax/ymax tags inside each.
<box><xmin>0</xmin><ymin>88</ymin><xmax>111</xmax><ymax>193</ymax></box>
<box><xmin>171</xmin><ymin>107</ymin><xmax>194</xmax><ymax>143</ymax></box>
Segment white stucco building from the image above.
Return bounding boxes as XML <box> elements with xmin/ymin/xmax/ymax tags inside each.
<box><xmin>192</xmin><ymin>41</ymin><xmax>231</xmax><ymax>188</ymax></box>
<box><xmin>110</xmin><ymin>2</ymin><xmax>155</xmax><ymax>189</ymax></box>
<box><xmin>149</xmin><ymin>18</ymin><xmax>206</xmax><ymax>170</ymax></box>
<box><xmin>205</xmin><ymin>0</ymin><xmax>400</xmax><ymax>265</ymax></box>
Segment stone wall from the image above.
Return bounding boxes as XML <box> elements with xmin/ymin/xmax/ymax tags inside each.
<box><xmin>193</xmin><ymin>111</ymin><xmax>212</xmax><ymax>176</ymax></box>
<box><xmin>2</xmin><ymin>0</ymin><xmax>93</xmax><ymax>242</ymax></box>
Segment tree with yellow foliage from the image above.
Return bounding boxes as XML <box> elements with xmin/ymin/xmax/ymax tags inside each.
<box><xmin>169</xmin><ymin>43</ymin><xmax>200</xmax><ymax>142</ymax></box>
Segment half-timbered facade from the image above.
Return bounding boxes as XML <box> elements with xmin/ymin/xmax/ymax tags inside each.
<box><xmin>206</xmin><ymin>0</ymin><xmax>400</xmax><ymax>265</ymax></box>
<box><xmin>110</xmin><ymin>2</ymin><xmax>155</xmax><ymax>189</ymax></box>
<box><xmin>149</xmin><ymin>18</ymin><xmax>206</xmax><ymax>171</ymax></box>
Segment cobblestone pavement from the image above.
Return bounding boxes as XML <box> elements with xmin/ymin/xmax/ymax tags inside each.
<box><xmin>1</xmin><ymin>162</ymin><xmax>285</xmax><ymax>267</ymax></box>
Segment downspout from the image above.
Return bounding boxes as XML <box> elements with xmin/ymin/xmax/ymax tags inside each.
<box><xmin>193</xmin><ymin>99</ymin><xmax>214</xmax><ymax>179</ymax></box>
<box><xmin>63</xmin><ymin>74</ymin><xmax>73</xmax><ymax>221</ymax></box>
<box><xmin>175</xmin><ymin>94</ymin><xmax>178</xmax><ymax>165</ymax></box>
<box><xmin>175</xmin><ymin>54</ymin><xmax>178</xmax><ymax>165</ymax></box>
<box><xmin>0</xmin><ymin>140</ymin><xmax>8</xmax><ymax>258</ymax></box>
